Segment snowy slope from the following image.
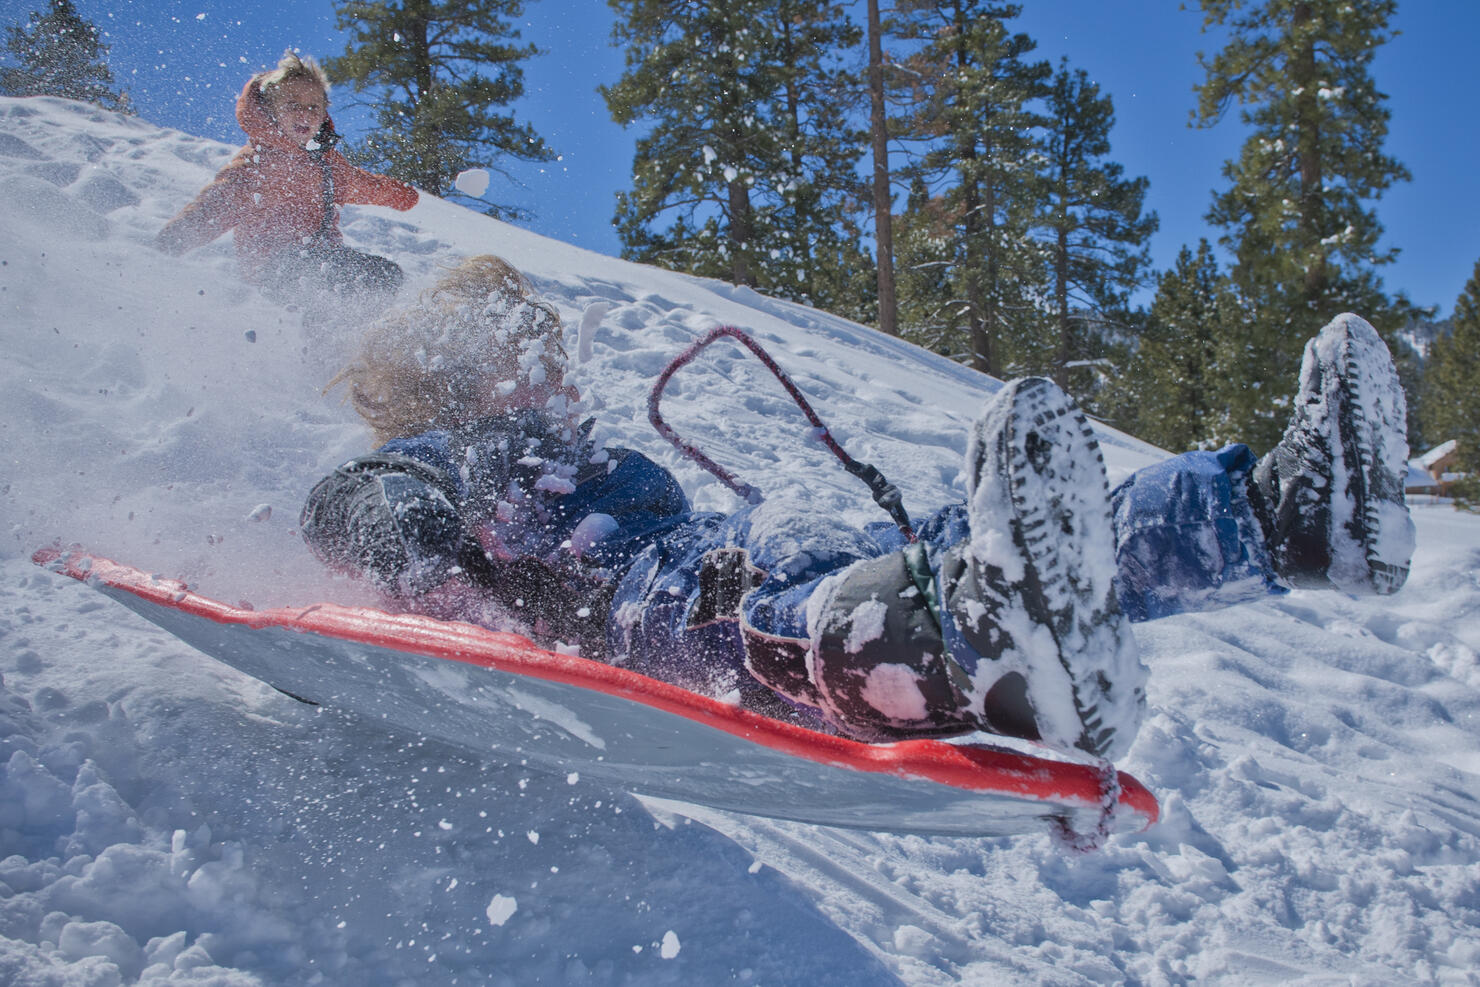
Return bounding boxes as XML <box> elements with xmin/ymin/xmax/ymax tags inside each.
<box><xmin>2</xmin><ymin>96</ymin><xmax>1478</xmax><ymax>985</ymax></box>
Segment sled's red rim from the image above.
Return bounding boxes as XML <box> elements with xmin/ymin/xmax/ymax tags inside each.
<box><xmin>33</xmin><ymin>546</ymin><xmax>1158</xmax><ymax>828</ymax></box>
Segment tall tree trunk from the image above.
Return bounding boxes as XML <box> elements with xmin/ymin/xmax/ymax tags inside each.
<box><xmin>951</xmin><ymin>0</ymin><xmax>993</xmax><ymax>374</ymax></box>
<box><xmin>710</xmin><ymin>17</ymin><xmax>754</xmax><ymax>289</ymax></box>
<box><xmin>779</xmin><ymin>15</ymin><xmax>813</xmax><ymax>297</ymax></box>
<box><xmin>409</xmin><ymin>1</ymin><xmax>438</xmax><ymax>192</ymax></box>
<box><xmin>728</xmin><ymin>179</ymin><xmax>755</xmax><ymax>286</ymax></box>
<box><xmin>969</xmin><ymin>175</ymin><xmax>995</xmax><ymax>376</ymax></box>
<box><xmin>1292</xmin><ymin>1</ymin><xmax>1326</xmax><ymax>305</ymax></box>
<box><xmin>1054</xmin><ymin>223</ymin><xmax>1070</xmax><ymax>388</ymax></box>
<box><xmin>867</xmin><ymin>0</ymin><xmax>898</xmax><ymax>335</ymax></box>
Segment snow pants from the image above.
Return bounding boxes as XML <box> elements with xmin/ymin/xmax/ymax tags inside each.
<box><xmin>1108</xmin><ymin>443</ymin><xmax>1281</xmax><ymax>621</ymax></box>
<box><xmin>260</xmin><ymin>242</ymin><xmax>404</xmax><ymax>302</ymax></box>
<box><xmin>608</xmin><ymin>443</ymin><xmax>1283</xmax><ymax>734</ymax></box>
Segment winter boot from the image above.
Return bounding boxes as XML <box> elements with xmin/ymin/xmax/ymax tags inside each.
<box><xmin>1248</xmin><ymin>314</ymin><xmax>1415</xmax><ymax>595</ymax></box>
<box><xmin>797</xmin><ymin>378</ymin><xmax>1146</xmax><ymax>757</ymax></box>
<box><xmin>938</xmin><ymin>377</ymin><xmax>1146</xmax><ymax>760</ymax></box>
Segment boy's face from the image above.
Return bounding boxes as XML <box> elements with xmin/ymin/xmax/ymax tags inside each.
<box><xmin>471</xmin><ymin>372</ymin><xmax>556</xmax><ymax>421</ymax></box>
<box><xmin>266</xmin><ymin>77</ymin><xmax>328</xmax><ymax>147</ymax></box>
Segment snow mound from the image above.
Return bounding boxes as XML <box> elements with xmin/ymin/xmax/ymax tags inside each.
<box><xmin>2</xmin><ymin>96</ymin><xmax>1479</xmax><ymax>984</ymax></box>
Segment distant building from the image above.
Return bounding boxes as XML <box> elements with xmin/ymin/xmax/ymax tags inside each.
<box><xmin>1407</xmin><ymin>440</ymin><xmax>1463</xmax><ymax>496</ymax></box>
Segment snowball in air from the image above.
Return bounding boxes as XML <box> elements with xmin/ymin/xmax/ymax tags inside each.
<box><xmin>486</xmin><ymin>895</ymin><xmax>517</xmax><ymax>926</ymax></box>
<box><xmin>454</xmin><ymin>169</ymin><xmax>491</xmax><ymax>198</ymax></box>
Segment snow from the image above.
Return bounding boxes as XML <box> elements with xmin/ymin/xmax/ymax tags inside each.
<box><xmin>2</xmin><ymin>95</ymin><xmax>1479</xmax><ymax>984</ymax></box>
<box><xmin>454</xmin><ymin>168</ymin><xmax>492</xmax><ymax>199</ymax></box>
<box><xmin>484</xmin><ymin>896</ymin><xmax>517</xmax><ymax>928</ymax></box>
<box><xmin>859</xmin><ymin>664</ymin><xmax>930</xmax><ymax>722</ymax></box>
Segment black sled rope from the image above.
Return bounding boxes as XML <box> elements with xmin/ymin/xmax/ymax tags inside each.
<box><xmin>648</xmin><ymin>326</ymin><xmax>916</xmax><ymax>543</ymax></box>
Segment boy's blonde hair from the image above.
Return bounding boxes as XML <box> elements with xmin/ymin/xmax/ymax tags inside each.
<box><xmin>258</xmin><ymin>51</ymin><xmax>330</xmax><ymax>104</ymax></box>
<box><xmin>332</xmin><ymin>256</ymin><xmax>572</xmax><ymax>445</ymax></box>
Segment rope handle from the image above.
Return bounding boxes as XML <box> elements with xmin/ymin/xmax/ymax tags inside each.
<box><xmin>647</xmin><ymin>326</ymin><xmax>916</xmax><ymax>542</ymax></box>
<box><xmin>1049</xmin><ymin>758</ymin><xmax>1123</xmax><ymax>853</ymax></box>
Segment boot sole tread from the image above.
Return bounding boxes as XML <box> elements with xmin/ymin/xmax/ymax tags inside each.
<box><xmin>973</xmin><ymin>378</ymin><xmax>1126</xmax><ymax>755</ymax></box>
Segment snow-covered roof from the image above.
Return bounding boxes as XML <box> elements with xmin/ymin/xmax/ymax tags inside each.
<box><xmin>1420</xmin><ymin>439</ymin><xmax>1458</xmax><ymax>467</ymax></box>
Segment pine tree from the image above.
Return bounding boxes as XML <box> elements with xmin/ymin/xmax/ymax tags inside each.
<box><xmin>1421</xmin><ymin>260</ymin><xmax>1480</xmax><ymax>505</ymax></box>
<box><xmin>1391</xmin><ymin>308</ymin><xmax>1441</xmax><ymax>452</ymax></box>
<box><xmin>893</xmin><ymin>175</ymin><xmax>964</xmax><ymax>361</ymax></box>
<box><xmin>325</xmin><ymin>0</ymin><xmax>553</xmax><ymax>213</ymax></box>
<box><xmin>889</xmin><ymin>0</ymin><xmax>1049</xmax><ymax>376</ymax></box>
<box><xmin>767</xmin><ymin>1</ymin><xmax>874</xmax><ymax>317</ymax></box>
<box><xmin>1036</xmin><ymin>61</ymin><xmax>1156</xmax><ymax>394</ymax></box>
<box><xmin>603</xmin><ymin>0</ymin><xmax>865</xmax><ymax>312</ymax></box>
<box><xmin>1108</xmin><ymin>241</ymin><xmax>1243</xmax><ymax>451</ymax></box>
<box><xmin>1194</xmin><ymin>0</ymin><xmax>1408</xmax><ymax>450</ymax></box>
<box><xmin>1</xmin><ymin>0</ymin><xmax>130</xmax><ymax>112</ymax></box>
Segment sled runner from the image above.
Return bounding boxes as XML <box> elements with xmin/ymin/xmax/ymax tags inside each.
<box><xmin>34</xmin><ymin>547</ymin><xmax>1158</xmax><ymax>843</ymax></box>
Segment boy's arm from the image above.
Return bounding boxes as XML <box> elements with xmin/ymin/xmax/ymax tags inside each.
<box><xmin>329</xmin><ymin>152</ymin><xmax>419</xmax><ymax>211</ymax></box>
<box><xmin>155</xmin><ymin>158</ymin><xmax>253</xmax><ymax>255</ymax></box>
<box><xmin>301</xmin><ymin>453</ymin><xmax>464</xmax><ymax>597</ymax></box>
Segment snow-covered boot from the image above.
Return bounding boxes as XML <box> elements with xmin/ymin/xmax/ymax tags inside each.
<box><xmin>1247</xmin><ymin>314</ymin><xmax>1415</xmax><ymax>595</ymax></box>
<box><xmin>938</xmin><ymin>377</ymin><xmax>1146</xmax><ymax>760</ymax></box>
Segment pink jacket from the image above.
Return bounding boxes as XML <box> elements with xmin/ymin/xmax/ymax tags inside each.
<box><xmin>157</xmin><ymin>77</ymin><xmax>417</xmax><ymax>282</ymax></box>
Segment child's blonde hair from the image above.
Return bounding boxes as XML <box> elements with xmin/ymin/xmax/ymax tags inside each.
<box><xmin>257</xmin><ymin>51</ymin><xmax>330</xmax><ymax>104</ymax></box>
<box><xmin>331</xmin><ymin>256</ymin><xmax>572</xmax><ymax>444</ymax></box>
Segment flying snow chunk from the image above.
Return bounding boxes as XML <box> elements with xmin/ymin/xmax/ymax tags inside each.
<box><xmin>454</xmin><ymin>169</ymin><xmax>491</xmax><ymax>198</ymax></box>
<box><xmin>486</xmin><ymin>895</ymin><xmax>517</xmax><ymax>927</ymax></box>
<box><xmin>660</xmin><ymin>930</ymin><xmax>681</xmax><ymax>959</ymax></box>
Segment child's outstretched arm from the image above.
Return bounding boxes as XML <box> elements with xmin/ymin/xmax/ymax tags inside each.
<box><xmin>329</xmin><ymin>153</ymin><xmax>419</xmax><ymax>211</ymax></box>
<box><xmin>155</xmin><ymin>159</ymin><xmax>254</xmax><ymax>255</ymax></box>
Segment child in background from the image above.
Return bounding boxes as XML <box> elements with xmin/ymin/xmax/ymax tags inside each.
<box><xmin>156</xmin><ymin>52</ymin><xmax>417</xmax><ymax>304</ymax></box>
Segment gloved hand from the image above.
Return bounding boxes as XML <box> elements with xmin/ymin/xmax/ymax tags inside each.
<box><xmin>302</xmin><ymin>455</ymin><xmax>464</xmax><ymax>597</ymax></box>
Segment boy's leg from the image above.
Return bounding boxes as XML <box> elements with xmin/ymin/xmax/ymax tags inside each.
<box><xmin>741</xmin><ymin>378</ymin><xmax>1146</xmax><ymax>759</ymax></box>
<box><xmin>739</xmin><ymin>535</ymin><xmax>972</xmax><ymax>739</ymax></box>
<box><xmin>604</xmin><ymin>503</ymin><xmax>873</xmax><ymax>727</ymax></box>
<box><xmin>933</xmin><ymin>377</ymin><xmax>1145</xmax><ymax>758</ymax></box>
<box><xmin>1111</xmin><ymin>313</ymin><xmax>1415</xmax><ymax>617</ymax></box>
<box><xmin>1110</xmin><ymin>443</ymin><xmax>1282</xmax><ymax>622</ymax></box>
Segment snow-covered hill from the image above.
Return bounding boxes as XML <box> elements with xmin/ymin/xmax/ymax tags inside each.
<box><xmin>2</xmin><ymin>96</ymin><xmax>1478</xmax><ymax>985</ymax></box>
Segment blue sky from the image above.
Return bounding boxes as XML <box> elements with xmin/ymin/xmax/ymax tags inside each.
<box><xmin>23</xmin><ymin>0</ymin><xmax>1480</xmax><ymax>315</ymax></box>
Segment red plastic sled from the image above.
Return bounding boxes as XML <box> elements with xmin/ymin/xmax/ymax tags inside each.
<box><xmin>34</xmin><ymin>547</ymin><xmax>1158</xmax><ymax>842</ymax></box>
